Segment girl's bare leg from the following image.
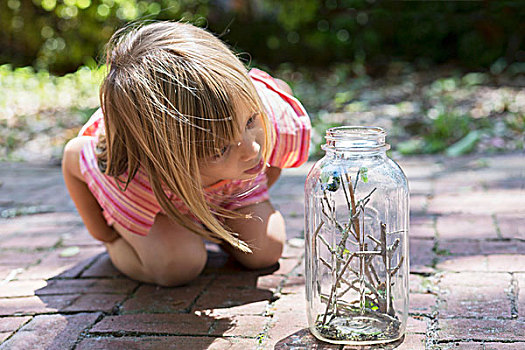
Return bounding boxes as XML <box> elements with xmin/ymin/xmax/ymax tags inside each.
<box><xmin>106</xmin><ymin>214</ymin><xmax>207</xmax><ymax>287</ymax></box>
<box><xmin>224</xmin><ymin>200</ymin><xmax>286</xmax><ymax>269</ymax></box>
<box><xmin>63</xmin><ymin>137</ymin><xmax>206</xmax><ymax>287</ymax></box>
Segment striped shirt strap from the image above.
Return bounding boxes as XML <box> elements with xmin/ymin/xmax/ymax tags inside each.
<box><xmin>249</xmin><ymin>68</ymin><xmax>311</xmax><ymax>169</ymax></box>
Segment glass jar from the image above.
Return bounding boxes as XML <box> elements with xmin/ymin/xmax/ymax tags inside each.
<box><xmin>304</xmin><ymin>126</ymin><xmax>409</xmax><ymax>345</ymax></box>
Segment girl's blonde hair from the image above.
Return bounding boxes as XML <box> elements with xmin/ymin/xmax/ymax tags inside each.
<box><xmin>97</xmin><ymin>21</ymin><xmax>272</xmax><ymax>252</ymax></box>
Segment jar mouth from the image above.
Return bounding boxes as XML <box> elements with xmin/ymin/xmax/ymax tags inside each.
<box><xmin>322</xmin><ymin>126</ymin><xmax>390</xmax><ymax>152</ymax></box>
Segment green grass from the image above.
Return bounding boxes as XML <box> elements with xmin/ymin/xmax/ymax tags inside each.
<box><xmin>1</xmin><ymin>62</ymin><xmax>523</xmax><ymax>162</ymax></box>
<box><xmin>278</xmin><ymin>63</ymin><xmax>525</xmax><ymax>158</ymax></box>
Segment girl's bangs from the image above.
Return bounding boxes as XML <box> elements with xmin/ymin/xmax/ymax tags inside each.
<box><xmin>193</xmin><ymin>91</ymin><xmax>241</xmax><ymax>159</ymax></box>
<box><xmin>196</xmin><ymin>76</ymin><xmax>267</xmax><ymax>160</ymax></box>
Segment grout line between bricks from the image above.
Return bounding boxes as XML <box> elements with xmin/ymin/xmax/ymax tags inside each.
<box><xmin>425</xmin><ymin>310</ymin><xmax>439</xmax><ymax>350</ymax></box>
<box><xmin>72</xmin><ymin>278</ymin><xmax>142</xmax><ymax>350</ymax></box>
<box><xmin>0</xmin><ymin>314</ymin><xmax>33</xmax><ymax>346</ymax></box>
<box><xmin>87</xmin><ymin>330</ymin><xmax>261</xmax><ymax>338</ymax></box>
<box><xmin>71</xmin><ymin>279</ymin><xmax>143</xmax><ymax>348</ymax></box>
<box><xmin>430</xmin><ymin>215</ymin><xmax>440</xmax><ymax>269</ymax></box>
<box><xmin>430</xmin><ymin>315</ymin><xmax>518</xmax><ymax>320</ymax></box>
<box><xmin>431</xmin><ymin>237</ymin><xmax>515</xmax><ymax>243</ymax></box>
<box><xmin>259</xmin><ymin>250</ymin><xmax>305</xmax><ymax>349</ymax></box>
<box><xmin>71</xmin><ymin>312</ymin><xmax>106</xmax><ymax>350</ymax></box>
<box><xmin>425</xmin><ymin>269</ymin><xmax>442</xmax><ymax>350</ymax></box>
<box><xmin>0</xmin><ymin>292</ymin><xmax>134</xmax><ymax>299</ymax></box>
<box><xmin>111</xmin><ymin>281</ymin><xmax>143</xmax><ymax>315</ymax></box>
<box><xmin>45</xmin><ymin>276</ymin><xmax>131</xmax><ymax>280</ymax></box>
<box><xmin>71</xmin><ymin>252</ymin><xmax>105</xmax><ymax>279</ymax></box>
<box><xmin>0</xmin><ymin>247</ymin><xmax>57</xmax><ymax>253</ymax></box>
<box><xmin>437</xmin><ymin>339</ymin><xmax>525</xmax><ymax>344</ymax></box>
<box><xmin>0</xmin><ymin>310</ymin><xmax>105</xmax><ymax>317</ymax></box>
<box><xmin>256</xmin><ymin>276</ymin><xmax>286</xmax><ymax>349</ymax></box>
<box><xmin>79</xmin><ymin>333</ymin><xmax>253</xmax><ymax>339</ymax></box>
<box><xmin>190</xmin><ymin>274</ymin><xmax>217</xmax><ymax>315</ymax></box>
<box><xmin>508</xmin><ymin>272</ymin><xmax>519</xmax><ymax>319</ymax></box>
<box><xmin>492</xmin><ymin>213</ymin><xmax>503</xmax><ymax>239</ymax></box>
<box><xmin>7</xmin><ymin>247</ymin><xmax>56</xmax><ymax>275</ymax></box>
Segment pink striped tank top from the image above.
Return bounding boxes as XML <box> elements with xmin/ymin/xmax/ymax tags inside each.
<box><xmin>79</xmin><ymin>68</ymin><xmax>311</xmax><ymax>236</ymax></box>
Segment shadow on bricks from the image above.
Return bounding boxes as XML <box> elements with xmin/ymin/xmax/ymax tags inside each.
<box><xmin>2</xmin><ymin>241</ymin><xmax>290</xmax><ymax>349</ymax></box>
<box><xmin>274</xmin><ymin>329</ymin><xmax>410</xmax><ymax>349</ymax></box>
<box><xmin>2</xmin><ymin>153</ymin><xmax>524</xmax><ymax>349</ymax></box>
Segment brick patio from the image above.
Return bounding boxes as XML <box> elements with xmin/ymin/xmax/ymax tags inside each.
<box><xmin>0</xmin><ymin>153</ymin><xmax>524</xmax><ymax>349</ymax></box>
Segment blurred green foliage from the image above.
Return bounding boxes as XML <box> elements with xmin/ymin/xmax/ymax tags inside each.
<box><xmin>1</xmin><ymin>0</ymin><xmax>524</xmax><ymax>74</ymax></box>
<box><xmin>1</xmin><ymin>1</ymin><xmax>524</xmax><ymax>159</ymax></box>
<box><xmin>1</xmin><ymin>0</ymin><xmax>211</xmax><ymax>73</ymax></box>
<box><xmin>0</xmin><ymin>63</ymin><xmax>103</xmax><ymax>160</ymax></box>
<box><xmin>0</xmin><ymin>63</ymin><xmax>104</xmax><ymax>117</ymax></box>
<box><xmin>1</xmin><ymin>61</ymin><xmax>523</xmax><ymax>160</ymax></box>
<box><xmin>282</xmin><ymin>64</ymin><xmax>524</xmax><ymax>158</ymax></box>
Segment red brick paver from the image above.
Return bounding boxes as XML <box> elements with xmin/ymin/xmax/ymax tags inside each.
<box><xmin>0</xmin><ymin>313</ymin><xmax>101</xmax><ymax>349</ymax></box>
<box><xmin>0</xmin><ymin>153</ymin><xmax>523</xmax><ymax>349</ymax></box>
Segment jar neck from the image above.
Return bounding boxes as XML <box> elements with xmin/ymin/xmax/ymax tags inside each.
<box><xmin>322</xmin><ymin>126</ymin><xmax>390</xmax><ymax>155</ymax></box>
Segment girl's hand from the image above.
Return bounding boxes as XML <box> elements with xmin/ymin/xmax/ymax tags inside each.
<box><xmin>99</xmin><ymin>228</ymin><xmax>120</xmax><ymax>243</ymax></box>
<box><xmin>265</xmin><ymin>165</ymin><xmax>282</xmax><ymax>188</ymax></box>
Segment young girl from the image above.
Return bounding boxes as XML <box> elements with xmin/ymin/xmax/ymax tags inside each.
<box><xmin>62</xmin><ymin>21</ymin><xmax>311</xmax><ymax>287</ymax></box>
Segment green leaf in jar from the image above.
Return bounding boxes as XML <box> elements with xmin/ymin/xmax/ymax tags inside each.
<box><xmin>360</xmin><ymin>167</ymin><xmax>368</xmax><ymax>183</ymax></box>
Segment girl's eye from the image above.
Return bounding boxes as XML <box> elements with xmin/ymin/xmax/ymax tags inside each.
<box><xmin>246</xmin><ymin>114</ymin><xmax>257</xmax><ymax>129</ymax></box>
<box><xmin>212</xmin><ymin>145</ymin><xmax>230</xmax><ymax>160</ymax></box>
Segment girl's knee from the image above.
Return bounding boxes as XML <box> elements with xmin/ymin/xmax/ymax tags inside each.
<box><xmin>147</xmin><ymin>244</ymin><xmax>207</xmax><ymax>287</ymax></box>
<box><xmin>227</xmin><ymin>204</ymin><xmax>286</xmax><ymax>271</ymax></box>
<box><xmin>241</xmin><ymin>249</ymin><xmax>282</xmax><ymax>270</ymax></box>
<box><xmin>243</xmin><ymin>233</ymin><xmax>284</xmax><ymax>270</ymax></box>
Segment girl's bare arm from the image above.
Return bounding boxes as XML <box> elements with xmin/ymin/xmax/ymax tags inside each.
<box><xmin>62</xmin><ymin>137</ymin><xmax>119</xmax><ymax>243</ymax></box>
<box><xmin>265</xmin><ymin>166</ymin><xmax>281</xmax><ymax>188</ymax></box>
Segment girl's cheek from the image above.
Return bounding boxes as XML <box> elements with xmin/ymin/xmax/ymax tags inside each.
<box><xmin>254</xmin><ymin>124</ymin><xmax>264</xmax><ymax>137</ymax></box>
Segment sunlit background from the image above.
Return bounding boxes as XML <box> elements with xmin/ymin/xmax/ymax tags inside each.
<box><xmin>1</xmin><ymin>0</ymin><xmax>524</xmax><ymax>162</ymax></box>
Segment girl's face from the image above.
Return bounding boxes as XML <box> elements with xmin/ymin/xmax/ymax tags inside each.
<box><xmin>199</xmin><ymin>106</ymin><xmax>266</xmax><ymax>187</ymax></box>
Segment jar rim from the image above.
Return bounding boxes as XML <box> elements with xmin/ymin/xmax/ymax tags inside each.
<box><xmin>323</xmin><ymin>126</ymin><xmax>390</xmax><ymax>152</ymax></box>
<box><xmin>326</xmin><ymin>126</ymin><xmax>386</xmax><ymax>137</ymax></box>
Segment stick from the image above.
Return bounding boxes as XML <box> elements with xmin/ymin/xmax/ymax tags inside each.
<box><xmin>390</xmin><ymin>256</ymin><xmax>404</xmax><ymax>276</ymax></box>
<box><xmin>312</xmin><ymin>221</ymin><xmax>324</xmax><ymax>261</ymax></box>
<box><xmin>320</xmin><ymin>257</ymin><xmax>332</xmax><ymax>270</ymax></box>
<box><xmin>318</xmin><ymin>232</ymin><xmax>334</xmax><ymax>254</ymax></box>
<box><xmin>346</xmin><ymin>174</ymin><xmax>360</xmax><ymax>240</ymax></box>
<box><xmin>321</xmin><ymin>252</ymin><xmax>356</xmax><ymax>325</ymax></box>
<box><xmin>340</xmin><ymin>171</ymin><xmax>352</xmax><ymax>212</ymax></box>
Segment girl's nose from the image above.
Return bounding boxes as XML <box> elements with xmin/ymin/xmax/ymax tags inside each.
<box><xmin>239</xmin><ymin>134</ymin><xmax>260</xmax><ymax>161</ymax></box>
